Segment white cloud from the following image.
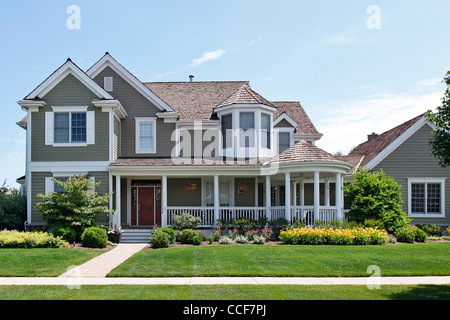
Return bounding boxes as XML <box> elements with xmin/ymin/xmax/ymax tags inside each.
<box><xmin>314</xmin><ymin>86</ymin><xmax>444</xmax><ymax>155</ymax></box>
<box><xmin>190</xmin><ymin>49</ymin><xmax>226</xmax><ymax>68</ymax></box>
<box><xmin>248</xmin><ymin>37</ymin><xmax>263</xmax><ymax>47</ymax></box>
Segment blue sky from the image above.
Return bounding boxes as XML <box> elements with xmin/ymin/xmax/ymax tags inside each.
<box><xmin>1</xmin><ymin>0</ymin><xmax>449</xmax><ymax>188</ymax></box>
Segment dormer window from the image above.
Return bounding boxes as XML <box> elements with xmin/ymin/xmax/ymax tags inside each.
<box><xmin>261</xmin><ymin>113</ymin><xmax>271</xmax><ymax>149</ymax></box>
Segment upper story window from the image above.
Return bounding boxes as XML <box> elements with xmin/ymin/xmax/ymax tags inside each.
<box><xmin>239</xmin><ymin>112</ymin><xmax>255</xmax><ymax>147</ymax></box>
<box><xmin>45</xmin><ymin>106</ymin><xmax>94</xmax><ymax>147</ymax></box>
<box><xmin>54</xmin><ymin>112</ymin><xmax>86</xmax><ymax>143</ymax></box>
<box><xmin>261</xmin><ymin>113</ymin><xmax>271</xmax><ymax>149</ymax></box>
<box><xmin>221</xmin><ymin>114</ymin><xmax>232</xmax><ymax>150</ymax></box>
<box><xmin>135</xmin><ymin>117</ymin><xmax>157</xmax><ymax>154</ymax></box>
<box><xmin>278</xmin><ymin>132</ymin><xmax>291</xmax><ymax>153</ymax></box>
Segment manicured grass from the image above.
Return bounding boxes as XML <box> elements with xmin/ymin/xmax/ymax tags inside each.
<box><xmin>108</xmin><ymin>243</ymin><xmax>450</xmax><ymax>277</ymax></box>
<box><xmin>0</xmin><ymin>285</ymin><xmax>448</xmax><ymax>300</ymax></box>
<box><xmin>0</xmin><ymin>248</ymin><xmax>104</xmax><ymax>277</ymax></box>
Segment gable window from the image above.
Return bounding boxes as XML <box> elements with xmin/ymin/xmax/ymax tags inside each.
<box><xmin>278</xmin><ymin>132</ymin><xmax>291</xmax><ymax>153</ymax></box>
<box><xmin>135</xmin><ymin>117</ymin><xmax>157</xmax><ymax>154</ymax></box>
<box><xmin>408</xmin><ymin>178</ymin><xmax>446</xmax><ymax>217</ymax></box>
<box><xmin>239</xmin><ymin>112</ymin><xmax>255</xmax><ymax>147</ymax></box>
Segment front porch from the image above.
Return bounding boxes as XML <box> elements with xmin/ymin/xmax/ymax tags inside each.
<box><xmin>109</xmin><ymin>169</ymin><xmax>347</xmax><ymax>229</ymax></box>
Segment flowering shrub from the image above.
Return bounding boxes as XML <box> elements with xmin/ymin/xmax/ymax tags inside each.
<box><xmin>210</xmin><ymin>229</ymin><xmax>222</xmax><ymax>241</ymax></box>
<box><xmin>279</xmin><ymin>227</ymin><xmax>388</xmax><ymax>245</ymax></box>
<box><xmin>0</xmin><ymin>230</ymin><xmax>69</xmax><ymax>248</ymax></box>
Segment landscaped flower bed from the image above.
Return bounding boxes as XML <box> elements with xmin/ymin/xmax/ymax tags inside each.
<box><xmin>0</xmin><ymin>230</ymin><xmax>69</xmax><ymax>248</ymax></box>
<box><xmin>279</xmin><ymin>226</ymin><xmax>388</xmax><ymax>245</ymax></box>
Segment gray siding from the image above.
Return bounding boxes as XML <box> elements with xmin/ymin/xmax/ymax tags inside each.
<box><xmin>31</xmin><ymin>171</ymin><xmax>110</xmax><ymax>225</ymax></box>
<box><xmin>373</xmin><ymin>124</ymin><xmax>450</xmax><ymax>226</ymax></box>
<box><xmin>167</xmin><ymin>178</ymin><xmax>202</xmax><ymax>206</ymax></box>
<box><xmin>32</xmin><ymin>73</ymin><xmax>110</xmax><ymax>162</ymax></box>
<box><xmin>92</xmin><ymin>67</ymin><xmax>176</xmax><ymax>157</ymax></box>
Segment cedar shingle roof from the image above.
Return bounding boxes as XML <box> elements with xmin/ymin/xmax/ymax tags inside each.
<box><xmin>215</xmin><ymin>84</ymin><xmax>277</xmax><ymax>109</ymax></box>
<box><xmin>266</xmin><ymin>140</ymin><xmax>343</xmax><ymax>165</ymax></box>
<box><xmin>144</xmin><ymin>81</ymin><xmax>248</xmax><ymax>121</ymax></box>
<box><xmin>347</xmin><ymin>113</ymin><xmax>425</xmax><ymax>169</ymax></box>
<box><xmin>272</xmin><ymin>101</ymin><xmax>319</xmax><ymax>134</ymax></box>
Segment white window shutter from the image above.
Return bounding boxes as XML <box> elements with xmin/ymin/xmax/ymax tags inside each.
<box><xmin>45</xmin><ymin>177</ymin><xmax>54</xmax><ymax>195</ymax></box>
<box><xmin>45</xmin><ymin>112</ymin><xmax>54</xmax><ymax>145</ymax></box>
<box><xmin>86</xmin><ymin>111</ymin><xmax>95</xmax><ymax>144</ymax></box>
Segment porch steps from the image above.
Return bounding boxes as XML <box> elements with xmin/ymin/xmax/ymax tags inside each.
<box><xmin>120</xmin><ymin>229</ymin><xmax>152</xmax><ymax>244</ymax></box>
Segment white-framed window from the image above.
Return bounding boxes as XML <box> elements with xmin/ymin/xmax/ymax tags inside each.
<box><xmin>202</xmin><ymin>177</ymin><xmax>234</xmax><ymax>207</ymax></box>
<box><xmin>135</xmin><ymin>117</ymin><xmax>157</xmax><ymax>154</ymax></box>
<box><xmin>104</xmin><ymin>77</ymin><xmax>113</xmax><ymax>92</ymax></box>
<box><xmin>408</xmin><ymin>178</ymin><xmax>446</xmax><ymax>217</ymax></box>
<box><xmin>45</xmin><ymin>106</ymin><xmax>95</xmax><ymax>146</ymax></box>
<box><xmin>239</xmin><ymin>112</ymin><xmax>255</xmax><ymax>148</ymax></box>
<box><xmin>261</xmin><ymin>113</ymin><xmax>271</xmax><ymax>149</ymax></box>
<box><xmin>45</xmin><ymin>174</ymin><xmax>94</xmax><ymax>195</ymax></box>
<box><xmin>277</xmin><ymin>128</ymin><xmax>294</xmax><ymax>153</ymax></box>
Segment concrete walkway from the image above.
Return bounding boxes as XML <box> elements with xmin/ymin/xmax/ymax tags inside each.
<box><xmin>59</xmin><ymin>243</ymin><xmax>148</xmax><ymax>278</ymax></box>
<box><xmin>1</xmin><ymin>243</ymin><xmax>449</xmax><ymax>286</ymax></box>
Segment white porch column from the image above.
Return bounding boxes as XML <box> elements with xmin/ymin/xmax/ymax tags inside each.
<box><xmin>314</xmin><ymin>171</ymin><xmax>320</xmax><ymax>222</ymax></box>
<box><xmin>335</xmin><ymin>173</ymin><xmax>342</xmax><ymax>220</ymax></box>
<box><xmin>299</xmin><ymin>178</ymin><xmax>305</xmax><ymax>206</ymax></box>
<box><xmin>214</xmin><ymin>175</ymin><xmax>219</xmax><ymax>224</ymax></box>
<box><xmin>115</xmin><ymin>175</ymin><xmax>121</xmax><ymax>229</ymax></box>
<box><xmin>292</xmin><ymin>181</ymin><xmax>297</xmax><ymax>206</ymax></box>
<box><xmin>265</xmin><ymin>175</ymin><xmax>271</xmax><ymax>220</ymax></box>
<box><xmin>324</xmin><ymin>178</ymin><xmax>330</xmax><ymax>207</ymax></box>
<box><xmin>285</xmin><ymin>172</ymin><xmax>291</xmax><ymax>222</ymax></box>
<box><xmin>162</xmin><ymin>175</ymin><xmax>168</xmax><ymax>227</ymax></box>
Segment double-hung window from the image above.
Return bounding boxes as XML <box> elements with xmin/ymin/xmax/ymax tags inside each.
<box><xmin>54</xmin><ymin>112</ymin><xmax>86</xmax><ymax>143</ymax></box>
<box><xmin>135</xmin><ymin>117</ymin><xmax>157</xmax><ymax>154</ymax></box>
<box><xmin>278</xmin><ymin>132</ymin><xmax>291</xmax><ymax>153</ymax></box>
<box><xmin>261</xmin><ymin>113</ymin><xmax>271</xmax><ymax>149</ymax></box>
<box><xmin>408</xmin><ymin>178</ymin><xmax>446</xmax><ymax>217</ymax></box>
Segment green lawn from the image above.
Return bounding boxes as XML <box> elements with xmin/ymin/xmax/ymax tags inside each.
<box><xmin>0</xmin><ymin>248</ymin><xmax>104</xmax><ymax>277</ymax></box>
<box><xmin>0</xmin><ymin>285</ymin><xmax>448</xmax><ymax>300</ymax></box>
<box><xmin>108</xmin><ymin>243</ymin><xmax>450</xmax><ymax>277</ymax></box>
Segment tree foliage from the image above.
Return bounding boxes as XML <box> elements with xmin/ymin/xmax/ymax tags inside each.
<box><xmin>426</xmin><ymin>71</ymin><xmax>450</xmax><ymax>167</ymax></box>
<box><xmin>35</xmin><ymin>175</ymin><xmax>113</xmax><ymax>234</ymax></box>
<box><xmin>344</xmin><ymin>168</ymin><xmax>410</xmax><ymax>233</ymax></box>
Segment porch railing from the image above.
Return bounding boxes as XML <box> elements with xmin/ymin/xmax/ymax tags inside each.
<box><xmin>167</xmin><ymin>207</ymin><xmax>215</xmax><ymax>227</ymax></box>
<box><xmin>166</xmin><ymin>205</ymin><xmax>340</xmax><ymax>227</ymax></box>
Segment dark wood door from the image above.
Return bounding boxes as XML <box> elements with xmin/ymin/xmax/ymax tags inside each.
<box><xmin>138</xmin><ymin>187</ymin><xmax>154</xmax><ymax>225</ymax></box>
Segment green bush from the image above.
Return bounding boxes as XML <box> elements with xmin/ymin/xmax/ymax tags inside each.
<box><xmin>52</xmin><ymin>226</ymin><xmax>76</xmax><ymax>243</ymax></box>
<box><xmin>150</xmin><ymin>230</ymin><xmax>171</xmax><ymax>248</ymax></box>
<box><xmin>395</xmin><ymin>227</ymin><xmax>415</xmax><ymax>243</ymax></box>
<box><xmin>192</xmin><ymin>235</ymin><xmax>202</xmax><ymax>245</ymax></box>
<box><xmin>0</xmin><ymin>230</ymin><xmax>68</xmax><ymax>248</ymax></box>
<box><xmin>172</xmin><ymin>213</ymin><xmax>202</xmax><ymax>230</ymax></box>
<box><xmin>0</xmin><ymin>192</ymin><xmax>27</xmax><ymax>231</ymax></box>
<box><xmin>157</xmin><ymin>228</ymin><xmax>176</xmax><ymax>244</ymax></box>
<box><xmin>413</xmin><ymin>228</ymin><xmax>428</xmax><ymax>243</ymax></box>
<box><xmin>364</xmin><ymin>219</ymin><xmax>385</xmax><ymax>230</ymax></box>
<box><xmin>417</xmin><ymin>224</ymin><xmax>441</xmax><ymax>236</ymax></box>
<box><xmin>81</xmin><ymin>227</ymin><xmax>108</xmax><ymax>248</ymax></box>
<box><xmin>344</xmin><ymin>169</ymin><xmax>410</xmax><ymax>233</ymax></box>
<box><xmin>179</xmin><ymin>229</ymin><xmax>199</xmax><ymax>244</ymax></box>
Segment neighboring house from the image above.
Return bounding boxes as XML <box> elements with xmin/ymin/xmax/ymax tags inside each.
<box><xmin>16</xmin><ymin>53</ymin><xmax>353</xmax><ymax>234</ymax></box>
<box><xmin>347</xmin><ymin>114</ymin><xmax>450</xmax><ymax>228</ymax></box>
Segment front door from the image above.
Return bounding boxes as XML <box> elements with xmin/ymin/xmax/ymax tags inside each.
<box><xmin>131</xmin><ymin>186</ymin><xmax>162</xmax><ymax>226</ymax></box>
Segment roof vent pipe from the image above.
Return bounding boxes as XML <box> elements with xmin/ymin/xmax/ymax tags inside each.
<box><xmin>189</xmin><ymin>75</ymin><xmax>194</xmax><ymax>82</ymax></box>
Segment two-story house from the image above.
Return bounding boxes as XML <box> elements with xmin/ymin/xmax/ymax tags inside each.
<box><xmin>17</xmin><ymin>53</ymin><xmax>354</xmax><ymax>240</ymax></box>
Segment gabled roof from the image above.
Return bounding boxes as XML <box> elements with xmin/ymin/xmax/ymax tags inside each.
<box><xmin>86</xmin><ymin>53</ymin><xmax>173</xmax><ymax>112</ymax></box>
<box><xmin>272</xmin><ymin>101</ymin><xmax>319</xmax><ymax>135</ymax></box>
<box><xmin>215</xmin><ymin>84</ymin><xmax>277</xmax><ymax>109</ymax></box>
<box><xmin>347</xmin><ymin>113</ymin><xmax>430</xmax><ymax>170</ymax></box>
<box><xmin>23</xmin><ymin>58</ymin><xmax>113</xmax><ymax>100</ymax></box>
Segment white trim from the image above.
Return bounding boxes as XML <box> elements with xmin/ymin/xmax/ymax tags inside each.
<box><xmin>25</xmin><ymin>60</ymin><xmax>113</xmax><ymax>100</ymax></box>
<box><xmin>365</xmin><ymin>116</ymin><xmax>434</xmax><ymax>169</ymax></box>
<box><xmin>135</xmin><ymin>117</ymin><xmax>157</xmax><ymax>154</ymax></box>
<box><xmin>156</xmin><ymin>112</ymin><xmax>180</xmax><ymax>123</ymax></box>
<box><xmin>92</xmin><ymin>99</ymin><xmax>127</xmax><ymax>119</ymax></box>
<box><xmin>214</xmin><ymin>103</ymin><xmax>277</xmax><ymax>114</ymax></box>
<box><xmin>407</xmin><ymin>177</ymin><xmax>446</xmax><ymax>218</ymax></box>
<box><xmin>86</xmin><ymin>53</ymin><xmax>173</xmax><ymax>112</ymax></box>
<box><xmin>29</xmin><ymin>161</ymin><xmax>110</xmax><ymax>172</ymax></box>
<box><xmin>273</xmin><ymin>113</ymin><xmax>298</xmax><ymax>128</ymax></box>
<box><xmin>51</xmin><ymin>106</ymin><xmax>88</xmax><ymax>112</ymax></box>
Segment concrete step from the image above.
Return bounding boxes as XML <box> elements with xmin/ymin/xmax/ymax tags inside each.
<box><xmin>120</xmin><ymin>229</ymin><xmax>152</xmax><ymax>243</ymax></box>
